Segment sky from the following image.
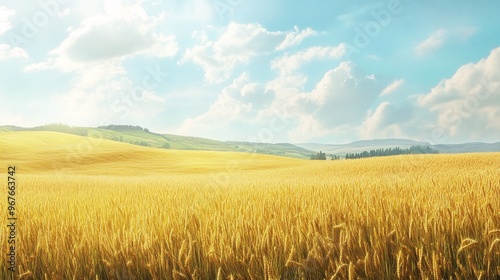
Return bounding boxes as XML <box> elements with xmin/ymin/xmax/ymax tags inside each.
<box><xmin>0</xmin><ymin>0</ymin><xmax>499</xmax><ymax>144</ymax></box>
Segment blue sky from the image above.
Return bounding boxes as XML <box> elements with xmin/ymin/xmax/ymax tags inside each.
<box><xmin>0</xmin><ymin>0</ymin><xmax>499</xmax><ymax>144</ymax></box>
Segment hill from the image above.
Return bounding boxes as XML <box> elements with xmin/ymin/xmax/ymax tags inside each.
<box><xmin>0</xmin><ymin>125</ymin><xmax>315</xmax><ymax>159</ymax></box>
<box><xmin>432</xmin><ymin>142</ymin><xmax>500</xmax><ymax>153</ymax></box>
<box><xmin>2</xmin><ymin>125</ymin><xmax>499</xmax><ymax>158</ymax></box>
<box><xmin>0</xmin><ymin>131</ymin><xmax>303</xmax><ymax>175</ymax></box>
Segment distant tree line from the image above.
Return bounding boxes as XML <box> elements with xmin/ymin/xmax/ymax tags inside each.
<box><xmin>345</xmin><ymin>145</ymin><xmax>438</xmax><ymax>160</ymax></box>
<box><xmin>311</xmin><ymin>151</ymin><xmax>327</xmax><ymax>160</ymax></box>
<box><xmin>97</xmin><ymin>124</ymin><xmax>173</xmax><ymax>149</ymax></box>
<box><xmin>99</xmin><ymin>125</ymin><xmax>145</xmax><ymax>131</ymax></box>
<box><xmin>31</xmin><ymin>123</ymin><xmax>88</xmax><ymax>136</ymax></box>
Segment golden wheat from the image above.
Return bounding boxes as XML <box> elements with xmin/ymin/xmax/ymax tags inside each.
<box><xmin>0</xmin><ymin>132</ymin><xmax>499</xmax><ymax>279</ymax></box>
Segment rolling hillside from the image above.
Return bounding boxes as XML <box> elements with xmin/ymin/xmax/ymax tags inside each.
<box><xmin>0</xmin><ymin>125</ymin><xmax>314</xmax><ymax>159</ymax></box>
<box><xmin>0</xmin><ymin>131</ymin><xmax>304</xmax><ymax>175</ymax></box>
<box><xmin>3</xmin><ymin>125</ymin><xmax>499</xmax><ymax>159</ymax></box>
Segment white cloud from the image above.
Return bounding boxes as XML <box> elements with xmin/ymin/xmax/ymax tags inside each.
<box><xmin>25</xmin><ymin>5</ymin><xmax>177</xmax><ymax>72</ymax></box>
<box><xmin>138</xmin><ymin>33</ymin><xmax>178</xmax><ymax>58</ymax></box>
<box><xmin>0</xmin><ymin>6</ymin><xmax>15</xmax><ymax>35</ymax></box>
<box><xmin>143</xmin><ymin>90</ymin><xmax>166</xmax><ymax>103</ymax></box>
<box><xmin>415</xmin><ymin>29</ymin><xmax>447</xmax><ymax>56</ymax></box>
<box><xmin>271</xmin><ymin>44</ymin><xmax>347</xmax><ymax>75</ymax></box>
<box><xmin>416</xmin><ymin>46</ymin><xmax>500</xmax><ymax>142</ymax></box>
<box><xmin>175</xmin><ymin>73</ymin><xmax>274</xmax><ymax>136</ymax></box>
<box><xmin>264</xmin><ymin>61</ymin><xmax>385</xmax><ymax>142</ymax></box>
<box><xmin>52</xmin><ymin>74</ymin><xmax>166</xmax><ymax>127</ymax></box>
<box><xmin>359</xmin><ymin>102</ymin><xmax>410</xmax><ymax>139</ymax></box>
<box><xmin>21</xmin><ymin>3</ymin><xmax>177</xmax><ymax>119</ymax></box>
<box><xmin>277</xmin><ymin>26</ymin><xmax>317</xmax><ymax>50</ymax></box>
<box><xmin>289</xmin><ymin>115</ymin><xmax>328</xmax><ymax>142</ymax></box>
<box><xmin>305</xmin><ymin>62</ymin><xmax>383</xmax><ymax>125</ymax></box>
<box><xmin>360</xmin><ymin>102</ymin><xmax>392</xmax><ymax>137</ymax></box>
<box><xmin>415</xmin><ymin>27</ymin><xmax>477</xmax><ymax>57</ymax></box>
<box><xmin>381</xmin><ymin>79</ymin><xmax>405</xmax><ymax>96</ymax></box>
<box><xmin>60</xmin><ymin>6</ymin><xmax>176</xmax><ymax>62</ymax></box>
<box><xmin>181</xmin><ymin>23</ymin><xmax>317</xmax><ymax>83</ymax></box>
<box><xmin>58</xmin><ymin>8</ymin><xmax>71</xmax><ymax>17</ymax></box>
<box><xmin>350</xmin><ymin>47</ymin><xmax>500</xmax><ymax>143</ymax></box>
<box><xmin>0</xmin><ymin>44</ymin><xmax>28</xmax><ymax>60</ymax></box>
<box><xmin>23</xmin><ymin>61</ymin><xmax>53</xmax><ymax>72</ymax></box>
<box><xmin>102</xmin><ymin>0</ymin><xmax>123</xmax><ymax>15</ymax></box>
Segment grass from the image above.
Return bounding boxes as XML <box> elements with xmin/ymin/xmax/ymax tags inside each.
<box><xmin>1</xmin><ymin>131</ymin><xmax>499</xmax><ymax>279</ymax></box>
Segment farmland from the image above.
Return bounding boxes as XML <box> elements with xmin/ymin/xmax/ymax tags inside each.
<box><xmin>1</xmin><ymin>131</ymin><xmax>499</xmax><ymax>279</ymax></box>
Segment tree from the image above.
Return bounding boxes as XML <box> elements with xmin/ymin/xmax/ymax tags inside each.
<box><xmin>311</xmin><ymin>151</ymin><xmax>327</xmax><ymax>160</ymax></box>
<box><xmin>344</xmin><ymin>145</ymin><xmax>439</xmax><ymax>160</ymax></box>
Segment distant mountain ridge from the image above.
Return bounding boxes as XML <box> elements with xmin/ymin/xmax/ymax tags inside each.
<box><xmin>349</xmin><ymin>139</ymin><xmax>431</xmax><ymax>146</ymax></box>
<box><xmin>296</xmin><ymin>139</ymin><xmax>500</xmax><ymax>156</ymax></box>
<box><xmin>432</xmin><ymin>142</ymin><xmax>500</xmax><ymax>153</ymax></box>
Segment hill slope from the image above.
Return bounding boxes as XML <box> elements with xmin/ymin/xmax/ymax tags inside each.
<box><xmin>0</xmin><ymin>131</ymin><xmax>303</xmax><ymax>175</ymax></box>
<box><xmin>0</xmin><ymin>125</ymin><xmax>314</xmax><ymax>159</ymax></box>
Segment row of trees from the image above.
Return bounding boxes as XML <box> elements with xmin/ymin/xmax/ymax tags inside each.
<box><xmin>311</xmin><ymin>146</ymin><xmax>439</xmax><ymax>160</ymax></box>
<box><xmin>310</xmin><ymin>151</ymin><xmax>327</xmax><ymax>160</ymax></box>
<box><xmin>31</xmin><ymin>123</ymin><xmax>88</xmax><ymax>136</ymax></box>
<box><xmin>99</xmin><ymin>125</ymin><xmax>146</xmax><ymax>131</ymax></box>
<box><xmin>345</xmin><ymin>145</ymin><xmax>438</xmax><ymax>159</ymax></box>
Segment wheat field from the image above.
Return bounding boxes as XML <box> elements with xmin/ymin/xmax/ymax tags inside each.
<box><xmin>1</xmin><ymin>131</ymin><xmax>499</xmax><ymax>279</ymax></box>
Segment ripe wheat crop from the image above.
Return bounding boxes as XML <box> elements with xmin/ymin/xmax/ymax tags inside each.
<box><xmin>1</xmin><ymin>132</ymin><xmax>499</xmax><ymax>279</ymax></box>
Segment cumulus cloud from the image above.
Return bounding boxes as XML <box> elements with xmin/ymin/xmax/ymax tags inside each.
<box><xmin>352</xmin><ymin>47</ymin><xmax>499</xmax><ymax>143</ymax></box>
<box><xmin>303</xmin><ymin>62</ymin><xmax>382</xmax><ymax>125</ymax></box>
<box><xmin>277</xmin><ymin>26</ymin><xmax>317</xmax><ymax>50</ymax></box>
<box><xmin>181</xmin><ymin>23</ymin><xmax>317</xmax><ymax>83</ymax></box>
<box><xmin>416</xmin><ymin>46</ymin><xmax>500</xmax><ymax>142</ymax></box>
<box><xmin>180</xmin><ymin>60</ymin><xmax>389</xmax><ymax>142</ymax></box>
<box><xmin>175</xmin><ymin>72</ymin><xmax>275</xmax><ymax>136</ymax></box>
<box><xmin>0</xmin><ymin>6</ymin><xmax>15</xmax><ymax>35</ymax></box>
<box><xmin>264</xmin><ymin>61</ymin><xmax>385</xmax><ymax>142</ymax></box>
<box><xmin>52</xmin><ymin>74</ymin><xmax>166</xmax><ymax>127</ymax></box>
<box><xmin>359</xmin><ymin>102</ymin><xmax>411</xmax><ymax>139</ymax></box>
<box><xmin>0</xmin><ymin>44</ymin><xmax>28</xmax><ymax>60</ymax></box>
<box><xmin>271</xmin><ymin>44</ymin><xmax>347</xmax><ymax>75</ymax></box>
<box><xmin>15</xmin><ymin>4</ymin><xmax>175</xmax><ymax>129</ymax></box>
<box><xmin>25</xmin><ymin>5</ymin><xmax>177</xmax><ymax>72</ymax></box>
